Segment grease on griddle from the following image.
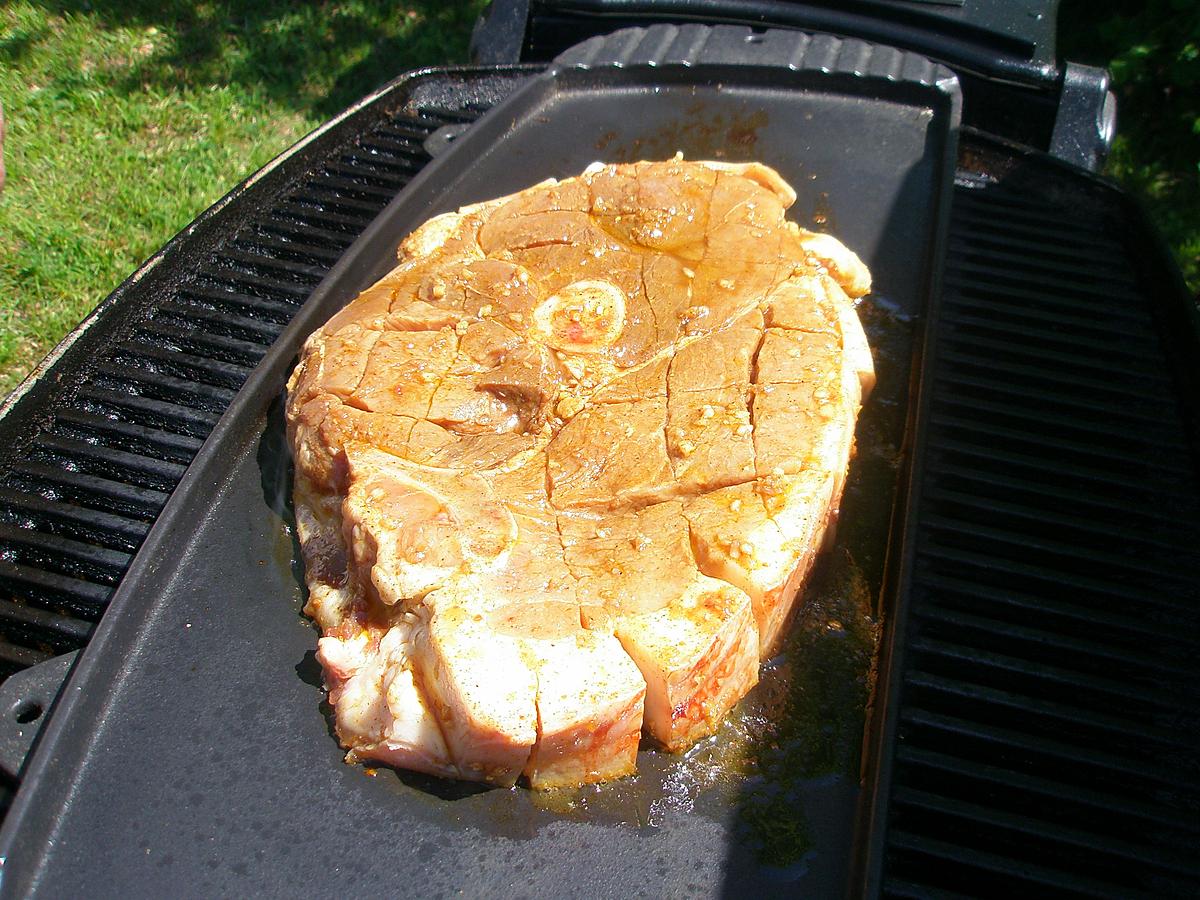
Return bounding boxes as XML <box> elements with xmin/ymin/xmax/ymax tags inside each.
<box><xmin>525</xmin><ymin>550</ymin><xmax>878</xmax><ymax>864</ymax></box>
<box><xmin>811</xmin><ymin>191</ymin><xmax>836</xmax><ymax>232</ymax></box>
<box><xmin>732</xmin><ymin>550</ymin><xmax>879</xmax><ymax>865</ymax></box>
<box><xmin>606</xmin><ymin>107</ymin><xmax>769</xmax><ymax>162</ymax></box>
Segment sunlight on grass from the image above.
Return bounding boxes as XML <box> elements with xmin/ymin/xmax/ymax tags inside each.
<box><xmin>1059</xmin><ymin>0</ymin><xmax>1200</xmax><ymax>292</ymax></box>
<box><xmin>1</xmin><ymin>3</ymin><xmax>1193</xmax><ymax>397</ymax></box>
<box><xmin>0</xmin><ymin>1</ymin><xmax>479</xmax><ymax>396</ymax></box>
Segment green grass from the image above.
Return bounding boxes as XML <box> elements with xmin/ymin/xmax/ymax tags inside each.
<box><xmin>1059</xmin><ymin>0</ymin><xmax>1200</xmax><ymax>291</ymax></box>
<box><xmin>0</xmin><ymin>1</ymin><xmax>481</xmax><ymax>396</ymax></box>
<box><xmin>1</xmin><ymin>3</ymin><xmax>1195</xmax><ymax>397</ymax></box>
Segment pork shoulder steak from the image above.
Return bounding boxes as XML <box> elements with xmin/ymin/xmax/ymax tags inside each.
<box><xmin>286</xmin><ymin>158</ymin><xmax>874</xmax><ymax>789</ymax></box>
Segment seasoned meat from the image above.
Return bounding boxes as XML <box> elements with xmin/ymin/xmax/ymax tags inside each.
<box><xmin>286</xmin><ymin>157</ymin><xmax>874</xmax><ymax>788</ymax></box>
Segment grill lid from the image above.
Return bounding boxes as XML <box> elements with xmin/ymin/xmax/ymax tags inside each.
<box><xmin>482</xmin><ymin>0</ymin><xmax>1064</xmax><ymax>79</ymax></box>
<box><xmin>477</xmin><ymin>0</ymin><xmax>1117</xmax><ymax>169</ymax></box>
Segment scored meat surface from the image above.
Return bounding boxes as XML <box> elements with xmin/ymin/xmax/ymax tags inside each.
<box><xmin>286</xmin><ymin>157</ymin><xmax>874</xmax><ymax>789</ymax></box>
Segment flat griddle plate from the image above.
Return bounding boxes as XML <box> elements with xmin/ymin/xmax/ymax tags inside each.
<box><xmin>0</xmin><ymin>26</ymin><xmax>958</xmax><ymax>897</ymax></box>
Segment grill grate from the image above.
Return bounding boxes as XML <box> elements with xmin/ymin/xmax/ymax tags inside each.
<box><xmin>880</xmin><ymin>182</ymin><xmax>1200</xmax><ymax>898</ymax></box>
<box><xmin>0</xmin><ymin>107</ymin><xmax>470</xmax><ymax>681</ymax></box>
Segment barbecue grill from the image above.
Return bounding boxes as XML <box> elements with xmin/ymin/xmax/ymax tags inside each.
<box><xmin>0</xmin><ymin>2</ymin><xmax>1196</xmax><ymax>897</ymax></box>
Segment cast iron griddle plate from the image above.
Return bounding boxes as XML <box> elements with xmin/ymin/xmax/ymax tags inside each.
<box><xmin>0</xmin><ymin>26</ymin><xmax>958</xmax><ymax>897</ymax></box>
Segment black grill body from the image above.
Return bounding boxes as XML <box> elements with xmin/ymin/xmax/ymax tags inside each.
<box><xmin>857</xmin><ymin>135</ymin><xmax>1200</xmax><ymax>897</ymax></box>
<box><xmin>0</xmin><ymin>22</ymin><xmax>1195</xmax><ymax>900</ymax></box>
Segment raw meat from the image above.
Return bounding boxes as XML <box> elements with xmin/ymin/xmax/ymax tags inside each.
<box><xmin>287</xmin><ymin>157</ymin><xmax>873</xmax><ymax>788</ymax></box>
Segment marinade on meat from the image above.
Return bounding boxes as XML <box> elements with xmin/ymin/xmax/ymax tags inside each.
<box><xmin>286</xmin><ymin>157</ymin><xmax>874</xmax><ymax>789</ymax></box>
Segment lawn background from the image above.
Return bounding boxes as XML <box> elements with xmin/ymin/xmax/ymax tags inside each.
<box><xmin>1</xmin><ymin>1</ymin><xmax>1196</xmax><ymax>398</ymax></box>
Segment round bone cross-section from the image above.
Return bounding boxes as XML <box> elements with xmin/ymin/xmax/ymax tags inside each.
<box><xmin>532</xmin><ymin>279</ymin><xmax>627</xmax><ymax>352</ymax></box>
<box><xmin>287</xmin><ymin>158</ymin><xmax>874</xmax><ymax>789</ymax></box>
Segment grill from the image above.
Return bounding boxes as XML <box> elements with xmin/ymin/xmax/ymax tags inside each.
<box><xmin>0</xmin><ymin>6</ymin><xmax>1197</xmax><ymax>897</ymax></box>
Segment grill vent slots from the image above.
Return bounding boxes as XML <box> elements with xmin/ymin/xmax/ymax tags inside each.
<box><xmin>0</xmin><ymin>108</ymin><xmax>465</xmax><ymax>679</ymax></box>
<box><xmin>882</xmin><ymin>185</ymin><xmax>1200</xmax><ymax>897</ymax></box>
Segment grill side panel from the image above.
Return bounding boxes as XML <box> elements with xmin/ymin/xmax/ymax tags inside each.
<box><xmin>873</xmin><ymin>164</ymin><xmax>1200</xmax><ymax>898</ymax></box>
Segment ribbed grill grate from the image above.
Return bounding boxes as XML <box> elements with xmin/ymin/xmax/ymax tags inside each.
<box><xmin>0</xmin><ymin>107</ymin><xmax>467</xmax><ymax>680</ymax></box>
<box><xmin>881</xmin><ymin>183</ymin><xmax>1200</xmax><ymax>898</ymax></box>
